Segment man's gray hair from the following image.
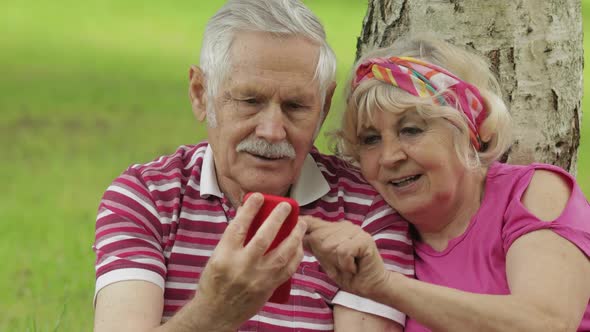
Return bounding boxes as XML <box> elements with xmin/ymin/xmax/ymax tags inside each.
<box><xmin>200</xmin><ymin>0</ymin><xmax>337</xmax><ymax>127</ymax></box>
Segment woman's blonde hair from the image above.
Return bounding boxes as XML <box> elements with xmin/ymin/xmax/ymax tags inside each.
<box><xmin>334</xmin><ymin>35</ymin><xmax>512</xmax><ymax>169</ymax></box>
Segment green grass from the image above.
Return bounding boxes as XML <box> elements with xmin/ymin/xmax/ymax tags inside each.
<box><xmin>1</xmin><ymin>0</ymin><xmax>588</xmax><ymax>330</ymax></box>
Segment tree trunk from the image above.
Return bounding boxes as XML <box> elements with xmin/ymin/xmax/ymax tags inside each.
<box><xmin>357</xmin><ymin>0</ymin><xmax>583</xmax><ymax>173</ymax></box>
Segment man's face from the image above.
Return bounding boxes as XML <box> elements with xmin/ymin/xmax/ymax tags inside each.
<box><xmin>205</xmin><ymin>31</ymin><xmax>329</xmax><ymax>203</ymax></box>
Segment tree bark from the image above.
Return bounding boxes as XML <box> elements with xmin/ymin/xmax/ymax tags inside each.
<box><xmin>357</xmin><ymin>0</ymin><xmax>583</xmax><ymax>173</ymax></box>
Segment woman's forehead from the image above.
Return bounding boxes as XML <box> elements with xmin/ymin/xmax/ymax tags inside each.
<box><xmin>357</xmin><ymin>106</ymin><xmax>414</xmax><ymax>130</ymax></box>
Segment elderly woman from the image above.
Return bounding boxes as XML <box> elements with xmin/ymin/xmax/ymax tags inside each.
<box><xmin>303</xmin><ymin>37</ymin><xmax>590</xmax><ymax>331</ymax></box>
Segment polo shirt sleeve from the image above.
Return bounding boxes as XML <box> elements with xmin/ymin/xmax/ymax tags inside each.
<box><xmin>93</xmin><ymin>168</ymin><xmax>167</xmax><ymax>303</ymax></box>
<box><xmin>332</xmin><ymin>195</ymin><xmax>413</xmax><ymax>326</ymax></box>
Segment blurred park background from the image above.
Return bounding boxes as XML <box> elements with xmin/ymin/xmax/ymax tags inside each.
<box><xmin>1</xmin><ymin>0</ymin><xmax>588</xmax><ymax>330</ymax></box>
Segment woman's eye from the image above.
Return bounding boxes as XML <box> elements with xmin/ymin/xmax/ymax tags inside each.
<box><xmin>360</xmin><ymin>134</ymin><xmax>381</xmax><ymax>145</ymax></box>
<box><xmin>400</xmin><ymin>126</ymin><xmax>423</xmax><ymax>136</ymax></box>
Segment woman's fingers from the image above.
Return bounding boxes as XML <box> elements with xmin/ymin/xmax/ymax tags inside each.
<box><xmin>304</xmin><ymin>217</ymin><xmax>350</xmax><ymax>248</ymax></box>
<box><xmin>336</xmin><ymin>240</ymin><xmax>360</xmax><ymax>274</ymax></box>
<box><xmin>302</xmin><ymin>216</ymin><xmax>326</xmax><ymax>233</ymax></box>
<box><xmin>323</xmin><ymin>225</ymin><xmax>360</xmax><ymax>274</ymax></box>
<box><xmin>292</xmin><ymin>216</ymin><xmax>389</xmax><ymax>297</ymax></box>
<box><xmin>304</xmin><ymin>217</ymin><xmax>337</xmax><ymax>249</ymax></box>
<box><xmin>304</xmin><ymin>218</ymin><xmax>367</xmax><ymax>274</ymax></box>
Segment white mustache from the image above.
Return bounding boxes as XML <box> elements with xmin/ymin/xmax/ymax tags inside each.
<box><xmin>236</xmin><ymin>137</ymin><xmax>296</xmax><ymax>159</ymax></box>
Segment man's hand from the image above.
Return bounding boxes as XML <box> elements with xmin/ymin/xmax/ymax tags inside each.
<box><xmin>194</xmin><ymin>193</ymin><xmax>307</xmax><ymax>330</ymax></box>
<box><xmin>302</xmin><ymin>216</ymin><xmax>390</xmax><ymax>299</ymax></box>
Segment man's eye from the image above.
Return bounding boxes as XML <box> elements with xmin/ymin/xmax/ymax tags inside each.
<box><xmin>360</xmin><ymin>134</ymin><xmax>380</xmax><ymax>145</ymax></box>
<box><xmin>284</xmin><ymin>102</ymin><xmax>306</xmax><ymax>110</ymax></box>
<box><xmin>239</xmin><ymin>98</ymin><xmax>258</xmax><ymax>105</ymax></box>
<box><xmin>400</xmin><ymin>127</ymin><xmax>423</xmax><ymax>136</ymax></box>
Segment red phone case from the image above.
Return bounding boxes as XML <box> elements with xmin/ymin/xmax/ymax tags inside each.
<box><xmin>243</xmin><ymin>193</ymin><xmax>299</xmax><ymax>303</ymax></box>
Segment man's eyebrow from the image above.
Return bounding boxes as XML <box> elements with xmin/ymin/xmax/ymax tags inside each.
<box><xmin>228</xmin><ymin>89</ymin><xmax>257</xmax><ymax>97</ymax></box>
<box><xmin>284</xmin><ymin>95</ymin><xmax>314</xmax><ymax>105</ymax></box>
<box><xmin>280</xmin><ymin>84</ymin><xmax>318</xmax><ymax>97</ymax></box>
<box><xmin>228</xmin><ymin>84</ymin><xmax>267</xmax><ymax>96</ymax></box>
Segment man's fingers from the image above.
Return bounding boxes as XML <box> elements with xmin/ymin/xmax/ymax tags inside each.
<box><xmin>271</xmin><ymin>221</ymin><xmax>307</xmax><ymax>280</ymax></box>
<box><xmin>223</xmin><ymin>192</ymin><xmax>264</xmax><ymax>247</ymax></box>
<box><xmin>302</xmin><ymin>234</ymin><xmax>313</xmax><ymax>252</ymax></box>
<box><xmin>283</xmin><ymin>244</ymin><xmax>305</xmax><ymax>278</ymax></box>
<box><xmin>246</xmin><ymin>201</ymin><xmax>292</xmax><ymax>256</ymax></box>
<box><xmin>270</xmin><ymin>220</ymin><xmax>307</xmax><ymax>264</ymax></box>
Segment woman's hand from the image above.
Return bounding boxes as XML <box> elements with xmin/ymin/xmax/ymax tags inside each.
<box><xmin>302</xmin><ymin>216</ymin><xmax>390</xmax><ymax>299</ymax></box>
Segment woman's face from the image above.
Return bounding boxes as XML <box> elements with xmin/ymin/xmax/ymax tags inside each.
<box><xmin>358</xmin><ymin>108</ymin><xmax>470</xmax><ymax>225</ymax></box>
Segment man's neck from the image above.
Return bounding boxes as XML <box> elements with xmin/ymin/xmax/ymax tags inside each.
<box><xmin>217</xmin><ymin>176</ymin><xmax>245</xmax><ymax>209</ymax></box>
<box><xmin>216</xmin><ymin>175</ymin><xmax>290</xmax><ymax>209</ymax></box>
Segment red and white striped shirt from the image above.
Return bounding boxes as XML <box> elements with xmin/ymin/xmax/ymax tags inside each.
<box><xmin>94</xmin><ymin>141</ymin><xmax>413</xmax><ymax>331</ymax></box>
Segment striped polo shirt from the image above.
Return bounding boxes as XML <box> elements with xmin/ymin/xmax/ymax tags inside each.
<box><xmin>94</xmin><ymin>141</ymin><xmax>413</xmax><ymax>331</ymax></box>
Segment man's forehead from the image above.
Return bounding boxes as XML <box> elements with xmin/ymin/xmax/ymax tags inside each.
<box><xmin>216</xmin><ymin>31</ymin><xmax>323</xmax><ymax>99</ymax></box>
<box><xmin>230</xmin><ymin>30</ymin><xmax>321</xmax><ymax>55</ymax></box>
<box><xmin>229</xmin><ymin>32</ymin><xmax>320</xmax><ymax>73</ymax></box>
<box><xmin>227</xmin><ymin>79</ymin><xmax>320</xmax><ymax>98</ymax></box>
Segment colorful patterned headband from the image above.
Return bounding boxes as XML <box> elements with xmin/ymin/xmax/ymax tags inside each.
<box><xmin>352</xmin><ymin>56</ymin><xmax>487</xmax><ymax>151</ymax></box>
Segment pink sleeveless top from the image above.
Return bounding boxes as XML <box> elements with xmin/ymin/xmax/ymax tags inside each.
<box><xmin>405</xmin><ymin>162</ymin><xmax>590</xmax><ymax>331</ymax></box>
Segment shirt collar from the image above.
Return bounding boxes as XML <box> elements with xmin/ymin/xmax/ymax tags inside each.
<box><xmin>200</xmin><ymin>144</ymin><xmax>330</xmax><ymax>206</ymax></box>
<box><xmin>200</xmin><ymin>144</ymin><xmax>223</xmax><ymax>198</ymax></box>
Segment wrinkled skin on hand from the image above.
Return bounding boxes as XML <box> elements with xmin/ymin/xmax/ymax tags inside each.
<box><xmin>302</xmin><ymin>216</ymin><xmax>391</xmax><ymax>299</ymax></box>
<box><xmin>195</xmin><ymin>193</ymin><xmax>307</xmax><ymax>331</ymax></box>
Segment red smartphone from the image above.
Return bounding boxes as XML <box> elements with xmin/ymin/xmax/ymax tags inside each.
<box><xmin>243</xmin><ymin>192</ymin><xmax>300</xmax><ymax>303</ymax></box>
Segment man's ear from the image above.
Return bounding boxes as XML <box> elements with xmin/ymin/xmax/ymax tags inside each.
<box><xmin>189</xmin><ymin>65</ymin><xmax>207</xmax><ymax>122</ymax></box>
<box><xmin>320</xmin><ymin>81</ymin><xmax>337</xmax><ymax>125</ymax></box>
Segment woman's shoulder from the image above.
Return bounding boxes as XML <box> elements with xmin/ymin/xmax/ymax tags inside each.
<box><xmin>485</xmin><ymin>162</ymin><xmax>576</xmax><ymax>196</ymax></box>
<box><xmin>481</xmin><ymin>161</ymin><xmax>586</xmax><ymax>229</ymax></box>
<box><xmin>520</xmin><ymin>166</ymin><xmax>574</xmax><ymax>222</ymax></box>
<box><xmin>482</xmin><ymin>162</ymin><xmax>533</xmax><ymax>202</ymax></box>
<box><xmin>488</xmin><ymin>161</ymin><xmax>574</xmax><ymax>177</ymax></box>
<box><xmin>495</xmin><ymin>163</ymin><xmax>590</xmax><ymax>261</ymax></box>
<box><xmin>486</xmin><ymin>161</ymin><xmax>533</xmax><ymax>178</ymax></box>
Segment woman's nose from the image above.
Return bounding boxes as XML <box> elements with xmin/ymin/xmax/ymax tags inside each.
<box><xmin>379</xmin><ymin>138</ymin><xmax>407</xmax><ymax>166</ymax></box>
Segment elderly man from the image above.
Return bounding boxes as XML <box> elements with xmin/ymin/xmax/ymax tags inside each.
<box><xmin>93</xmin><ymin>1</ymin><xmax>412</xmax><ymax>331</ymax></box>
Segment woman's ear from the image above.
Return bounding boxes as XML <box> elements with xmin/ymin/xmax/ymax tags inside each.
<box><xmin>189</xmin><ymin>65</ymin><xmax>207</xmax><ymax>122</ymax></box>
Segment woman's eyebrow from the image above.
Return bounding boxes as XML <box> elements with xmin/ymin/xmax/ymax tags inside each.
<box><xmin>398</xmin><ymin>110</ymin><xmax>425</xmax><ymax>124</ymax></box>
<box><xmin>358</xmin><ymin>123</ymin><xmax>377</xmax><ymax>133</ymax></box>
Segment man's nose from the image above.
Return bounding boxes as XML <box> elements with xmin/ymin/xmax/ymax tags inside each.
<box><xmin>379</xmin><ymin>137</ymin><xmax>407</xmax><ymax>166</ymax></box>
<box><xmin>255</xmin><ymin>105</ymin><xmax>287</xmax><ymax>143</ymax></box>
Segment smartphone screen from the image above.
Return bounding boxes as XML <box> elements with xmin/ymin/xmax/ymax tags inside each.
<box><xmin>242</xmin><ymin>193</ymin><xmax>299</xmax><ymax>303</ymax></box>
